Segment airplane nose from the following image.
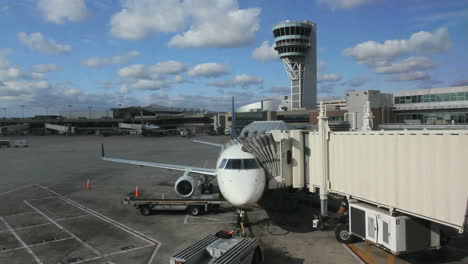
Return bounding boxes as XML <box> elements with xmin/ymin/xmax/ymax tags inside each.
<box><xmin>220</xmin><ymin>171</ymin><xmax>265</xmax><ymax>207</ymax></box>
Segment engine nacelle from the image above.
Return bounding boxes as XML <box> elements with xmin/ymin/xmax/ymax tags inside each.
<box><xmin>174</xmin><ymin>172</ymin><xmax>197</xmax><ymax>197</ymax></box>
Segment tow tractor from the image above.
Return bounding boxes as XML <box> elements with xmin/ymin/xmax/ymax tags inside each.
<box><xmin>170</xmin><ymin>210</ymin><xmax>264</xmax><ymax>264</ymax></box>
<box><xmin>122</xmin><ymin>194</ymin><xmax>230</xmax><ymax>216</ymax></box>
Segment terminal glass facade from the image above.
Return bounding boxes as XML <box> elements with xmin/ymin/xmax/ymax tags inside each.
<box><xmin>395</xmin><ymin>92</ymin><xmax>468</xmax><ymax>104</ymax></box>
<box><xmin>396</xmin><ymin>112</ymin><xmax>468</xmax><ymax>124</ymax></box>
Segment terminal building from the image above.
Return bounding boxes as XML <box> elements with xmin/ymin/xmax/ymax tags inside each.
<box><xmin>392</xmin><ymin>86</ymin><xmax>468</xmax><ymax>124</ymax></box>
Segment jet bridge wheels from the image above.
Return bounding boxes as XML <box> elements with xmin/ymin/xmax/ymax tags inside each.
<box><xmin>335</xmin><ymin>224</ymin><xmax>356</xmax><ymax>244</ymax></box>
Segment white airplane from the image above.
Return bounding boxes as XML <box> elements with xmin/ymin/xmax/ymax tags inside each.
<box><xmin>101</xmin><ymin>98</ymin><xmax>266</xmax><ymax>207</ymax></box>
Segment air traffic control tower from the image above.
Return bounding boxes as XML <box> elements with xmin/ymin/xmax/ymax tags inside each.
<box><xmin>272</xmin><ymin>21</ymin><xmax>317</xmax><ymax>110</ymax></box>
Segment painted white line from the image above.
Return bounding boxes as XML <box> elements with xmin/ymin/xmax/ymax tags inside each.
<box><xmin>343</xmin><ymin>244</ymin><xmax>366</xmax><ymax>264</ymax></box>
<box><xmin>44</xmin><ymin>183</ymin><xmax>58</xmax><ymax>188</ymax></box>
<box><xmin>35</xmin><ymin>184</ymin><xmax>160</xmax><ymax>264</ymax></box>
<box><xmin>187</xmin><ymin>221</ymin><xmax>236</xmax><ymax>225</ymax></box>
<box><xmin>1</xmin><ymin>211</ymin><xmax>38</xmax><ymax>218</ymax></box>
<box><xmin>25</xmin><ymin>196</ymin><xmax>58</xmax><ymax>201</ymax></box>
<box><xmin>190</xmin><ymin>215</ymin><xmax>234</xmax><ymax>222</ymax></box>
<box><xmin>55</xmin><ymin>214</ymin><xmax>90</xmax><ymax>222</ymax></box>
<box><xmin>0</xmin><ymin>223</ymin><xmax>53</xmax><ymax>233</ymax></box>
<box><xmin>0</xmin><ymin>184</ymin><xmax>33</xmax><ymax>196</ymax></box>
<box><xmin>0</xmin><ymin>217</ymin><xmax>43</xmax><ymax>264</ymax></box>
<box><xmin>0</xmin><ymin>246</ymin><xmax>26</xmax><ymax>253</ymax></box>
<box><xmin>24</xmin><ymin>200</ymin><xmax>102</xmax><ymax>256</ymax></box>
<box><xmin>67</xmin><ymin>244</ymin><xmax>153</xmax><ymax>264</ymax></box>
<box><xmin>184</xmin><ymin>214</ymin><xmax>189</xmax><ymax>224</ymax></box>
<box><xmin>29</xmin><ymin>237</ymin><xmax>74</xmax><ymax>248</ymax></box>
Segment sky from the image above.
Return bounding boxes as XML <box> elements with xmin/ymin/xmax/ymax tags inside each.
<box><xmin>0</xmin><ymin>0</ymin><xmax>467</xmax><ymax>116</ymax></box>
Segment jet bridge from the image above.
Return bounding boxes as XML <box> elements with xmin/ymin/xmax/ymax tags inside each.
<box><xmin>240</xmin><ymin>103</ymin><xmax>468</xmax><ymax>233</ymax></box>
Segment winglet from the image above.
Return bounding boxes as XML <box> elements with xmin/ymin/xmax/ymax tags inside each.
<box><xmin>101</xmin><ymin>144</ymin><xmax>105</xmax><ymax>158</ymax></box>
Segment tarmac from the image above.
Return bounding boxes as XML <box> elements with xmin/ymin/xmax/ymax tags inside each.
<box><xmin>1</xmin><ymin>135</ymin><xmax>467</xmax><ymax>264</ymax></box>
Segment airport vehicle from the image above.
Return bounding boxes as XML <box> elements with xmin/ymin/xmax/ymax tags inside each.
<box><xmin>141</xmin><ymin>124</ymin><xmax>177</xmax><ymax>136</ymax></box>
<box><xmin>170</xmin><ymin>231</ymin><xmax>263</xmax><ymax>264</ymax></box>
<box><xmin>122</xmin><ymin>194</ymin><xmax>229</xmax><ymax>216</ymax></box>
<box><xmin>0</xmin><ymin>140</ymin><xmax>10</xmax><ymax>147</ymax></box>
<box><xmin>0</xmin><ymin>139</ymin><xmax>27</xmax><ymax>147</ymax></box>
<box><xmin>101</xmin><ymin>98</ymin><xmax>267</xmax><ymax>207</ymax></box>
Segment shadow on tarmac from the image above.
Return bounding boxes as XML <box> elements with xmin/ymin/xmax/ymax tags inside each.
<box><xmin>258</xmin><ymin>189</ymin><xmax>343</xmax><ymax>233</ymax></box>
<box><xmin>262</xmin><ymin>247</ymin><xmax>305</xmax><ymax>264</ymax></box>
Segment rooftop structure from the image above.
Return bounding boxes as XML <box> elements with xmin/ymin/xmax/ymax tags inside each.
<box><xmin>272</xmin><ymin>20</ymin><xmax>317</xmax><ymax>110</ymax></box>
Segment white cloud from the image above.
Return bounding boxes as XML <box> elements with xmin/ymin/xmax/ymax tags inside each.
<box><xmin>344</xmin><ymin>76</ymin><xmax>369</xmax><ymax>87</ymax></box>
<box><xmin>0</xmin><ymin>49</ymin><xmax>11</xmax><ymax>68</ymax></box>
<box><xmin>0</xmin><ymin>67</ymin><xmax>23</xmax><ymax>80</ymax></box>
<box><xmin>264</xmin><ymin>85</ymin><xmax>289</xmax><ymax>94</ymax></box>
<box><xmin>17</xmin><ymin>32</ymin><xmax>72</xmax><ymax>54</ymax></box>
<box><xmin>451</xmin><ymin>80</ymin><xmax>468</xmax><ymax>87</ymax></box>
<box><xmin>386</xmin><ymin>71</ymin><xmax>430</xmax><ymax>82</ymax></box>
<box><xmin>0</xmin><ymin>80</ymin><xmax>50</xmax><ymax>97</ymax></box>
<box><xmin>318</xmin><ymin>83</ymin><xmax>336</xmax><ymax>94</ymax></box>
<box><xmin>168</xmin><ymin>75</ymin><xmax>189</xmax><ymax>84</ymax></box>
<box><xmin>188</xmin><ymin>63</ymin><xmax>230</xmax><ymax>77</ymax></box>
<box><xmin>318</xmin><ymin>0</ymin><xmax>376</xmax><ymax>10</ymax></box>
<box><xmin>130</xmin><ymin>79</ymin><xmax>168</xmax><ymax>90</ymax></box>
<box><xmin>343</xmin><ymin>27</ymin><xmax>450</xmax><ymax>66</ymax></box>
<box><xmin>81</xmin><ymin>51</ymin><xmax>140</xmax><ymax>67</ymax></box>
<box><xmin>37</xmin><ymin>0</ymin><xmax>89</xmax><ymax>24</ymax></box>
<box><xmin>148</xmin><ymin>61</ymin><xmax>186</xmax><ymax>75</ymax></box>
<box><xmin>208</xmin><ymin>74</ymin><xmax>263</xmax><ymax>88</ymax></box>
<box><xmin>168</xmin><ymin>0</ymin><xmax>261</xmax><ymax>48</ymax></box>
<box><xmin>117</xmin><ymin>60</ymin><xmax>186</xmax><ymax>81</ymax></box>
<box><xmin>374</xmin><ymin>56</ymin><xmax>435</xmax><ymax>74</ymax></box>
<box><xmin>32</xmin><ymin>63</ymin><xmax>61</xmax><ymax>73</ymax></box>
<box><xmin>96</xmin><ymin>80</ymin><xmax>115</xmax><ymax>89</ymax></box>
<box><xmin>117</xmin><ymin>64</ymin><xmax>147</xmax><ymax>79</ymax></box>
<box><xmin>109</xmin><ymin>0</ymin><xmax>186</xmax><ymax>40</ymax></box>
<box><xmin>252</xmin><ymin>41</ymin><xmax>279</xmax><ymax>61</ymax></box>
<box><xmin>317</xmin><ymin>73</ymin><xmax>342</xmax><ymax>83</ymax></box>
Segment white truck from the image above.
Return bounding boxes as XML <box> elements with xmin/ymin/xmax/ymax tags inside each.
<box><xmin>170</xmin><ymin>232</ymin><xmax>263</xmax><ymax>264</ymax></box>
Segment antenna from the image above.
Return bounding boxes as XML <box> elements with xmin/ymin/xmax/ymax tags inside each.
<box><xmin>231</xmin><ymin>97</ymin><xmax>236</xmax><ymax>139</ymax></box>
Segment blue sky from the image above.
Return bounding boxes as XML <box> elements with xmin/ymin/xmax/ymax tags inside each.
<box><xmin>0</xmin><ymin>0</ymin><xmax>467</xmax><ymax>116</ymax></box>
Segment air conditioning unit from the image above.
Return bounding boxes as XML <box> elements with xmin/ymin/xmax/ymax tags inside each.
<box><xmin>349</xmin><ymin>202</ymin><xmax>440</xmax><ymax>254</ymax></box>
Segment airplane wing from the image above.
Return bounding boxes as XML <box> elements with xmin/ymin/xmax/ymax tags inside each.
<box><xmin>192</xmin><ymin>139</ymin><xmax>224</xmax><ymax>149</ymax></box>
<box><xmin>100</xmin><ymin>144</ymin><xmax>216</xmax><ymax>176</ymax></box>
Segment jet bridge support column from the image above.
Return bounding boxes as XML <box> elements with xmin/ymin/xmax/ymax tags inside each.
<box><xmin>317</xmin><ymin>102</ymin><xmax>330</xmax><ymax>216</ymax></box>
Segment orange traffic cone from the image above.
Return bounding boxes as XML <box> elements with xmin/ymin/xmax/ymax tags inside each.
<box><xmin>135</xmin><ymin>186</ymin><xmax>140</xmax><ymax>197</ymax></box>
<box><xmin>86</xmin><ymin>179</ymin><xmax>91</xmax><ymax>190</ymax></box>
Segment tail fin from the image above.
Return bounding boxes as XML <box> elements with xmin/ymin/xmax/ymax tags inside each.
<box><xmin>231</xmin><ymin>97</ymin><xmax>236</xmax><ymax>140</ymax></box>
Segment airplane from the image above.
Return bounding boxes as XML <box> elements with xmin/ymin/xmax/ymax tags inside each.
<box><xmin>140</xmin><ymin>124</ymin><xmax>177</xmax><ymax>136</ymax></box>
<box><xmin>101</xmin><ymin>97</ymin><xmax>266</xmax><ymax>207</ymax></box>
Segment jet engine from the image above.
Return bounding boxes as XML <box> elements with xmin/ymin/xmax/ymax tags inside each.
<box><xmin>174</xmin><ymin>172</ymin><xmax>197</xmax><ymax>197</ymax></box>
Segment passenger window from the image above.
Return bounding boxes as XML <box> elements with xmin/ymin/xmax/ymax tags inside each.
<box><xmin>219</xmin><ymin>159</ymin><xmax>227</xmax><ymax>169</ymax></box>
<box><xmin>225</xmin><ymin>159</ymin><xmax>242</xmax><ymax>169</ymax></box>
<box><xmin>243</xmin><ymin>159</ymin><xmax>259</xmax><ymax>169</ymax></box>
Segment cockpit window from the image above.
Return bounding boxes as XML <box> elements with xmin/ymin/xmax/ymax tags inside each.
<box><xmin>219</xmin><ymin>159</ymin><xmax>228</xmax><ymax>169</ymax></box>
<box><xmin>225</xmin><ymin>159</ymin><xmax>242</xmax><ymax>169</ymax></box>
<box><xmin>224</xmin><ymin>159</ymin><xmax>259</xmax><ymax>170</ymax></box>
<box><xmin>243</xmin><ymin>159</ymin><xmax>260</xmax><ymax>169</ymax></box>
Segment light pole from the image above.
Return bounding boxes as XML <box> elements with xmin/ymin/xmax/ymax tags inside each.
<box><xmin>1</xmin><ymin>108</ymin><xmax>6</xmax><ymax>118</ymax></box>
<box><xmin>45</xmin><ymin>106</ymin><xmax>49</xmax><ymax>115</ymax></box>
<box><xmin>19</xmin><ymin>105</ymin><xmax>25</xmax><ymax>119</ymax></box>
<box><xmin>68</xmin><ymin>104</ymin><xmax>72</xmax><ymax>119</ymax></box>
<box><xmin>88</xmin><ymin>106</ymin><xmax>92</xmax><ymax>119</ymax></box>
